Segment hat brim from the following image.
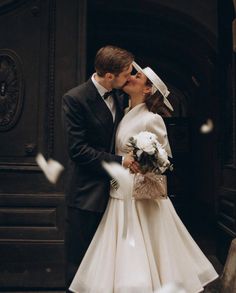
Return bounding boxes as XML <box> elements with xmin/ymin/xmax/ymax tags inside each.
<box><xmin>132</xmin><ymin>61</ymin><xmax>174</xmax><ymax>111</ymax></box>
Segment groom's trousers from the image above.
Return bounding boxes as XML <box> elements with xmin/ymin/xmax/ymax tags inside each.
<box><xmin>65</xmin><ymin>206</ymin><xmax>103</xmax><ymax>292</ymax></box>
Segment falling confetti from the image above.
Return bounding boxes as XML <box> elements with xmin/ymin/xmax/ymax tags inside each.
<box><xmin>200</xmin><ymin>119</ymin><xmax>214</xmax><ymax>134</ymax></box>
<box><xmin>36</xmin><ymin>153</ymin><xmax>64</xmax><ymax>184</ymax></box>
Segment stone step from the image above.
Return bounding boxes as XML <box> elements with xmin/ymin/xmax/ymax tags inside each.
<box><xmin>220</xmin><ymin>238</ymin><xmax>236</xmax><ymax>292</ymax></box>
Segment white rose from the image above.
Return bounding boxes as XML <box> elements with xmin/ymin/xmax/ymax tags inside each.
<box><xmin>134</xmin><ymin>132</ymin><xmax>157</xmax><ymax>150</ymax></box>
<box><xmin>143</xmin><ymin>144</ymin><xmax>156</xmax><ymax>155</ymax></box>
<box><xmin>158</xmin><ymin>147</ymin><xmax>168</xmax><ymax>163</ymax></box>
<box><xmin>136</xmin><ymin>139</ymin><xmax>147</xmax><ymax>150</ymax></box>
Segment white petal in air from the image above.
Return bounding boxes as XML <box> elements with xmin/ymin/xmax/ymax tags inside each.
<box><xmin>102</xmin><ymin>161</ymin><xmax>133</xmax><ymax>194</ymax></box>
<box><xmin>36</xmin><ymin>153</ymin><xmax>64</xmax><ymax>184</ymax></box>
<box><xmin>200</xmin><ymin>119</ymin><xmax>214</xmax><ymax>133</ymax></box>
<box><xmin>155</xmin><ymin>283</ymin><xmax>187</xmax><ymax>293</ymax></box>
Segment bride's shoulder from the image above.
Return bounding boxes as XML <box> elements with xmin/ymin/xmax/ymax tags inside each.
<box><xmin>147</xmin><ymin>111</ymin><xmax>163</xmax><ymax>121</ymax></box>
<box><xmin>147</xmin><ymin>112</ymin><xmax>165</xmax><ymax>127</ymax></box>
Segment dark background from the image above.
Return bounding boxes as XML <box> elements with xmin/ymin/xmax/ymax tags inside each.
<box><xmin>0</xmin><ymin>0</ymin><xmax>235</xmax><ymax>290</ymax></box>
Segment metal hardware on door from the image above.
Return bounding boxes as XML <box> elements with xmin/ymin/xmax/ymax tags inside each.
<box><xmin>31</xmin><ymin>6</ymin><xmax>40</xmax><ymax>16</ymax></box>
<box><xmin>25</xmin><ymin>143</ymin><xmax>37</xmax><ymax>156</ymax></box>
<box><xmin>0</xmin><ymin>82</ymin><xmax>6</xmax><ymax>96</ymax></box>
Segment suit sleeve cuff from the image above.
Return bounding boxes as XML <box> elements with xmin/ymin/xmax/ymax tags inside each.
<box><xmin>122</xmin><ymin>156</ymin><xmax>124</xmax><ymax>166</ymax></box>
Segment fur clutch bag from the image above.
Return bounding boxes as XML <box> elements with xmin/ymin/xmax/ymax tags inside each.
<box><xmin>133</xmin><ymin>173</ymin><xmax>167</xmax><ymax>200</ymax></box>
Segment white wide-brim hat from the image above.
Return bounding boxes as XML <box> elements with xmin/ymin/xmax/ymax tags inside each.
<box><xmin>132</xmin><ymin>61</ymin><xmax>174</xmax><ymax>111</ymax></box>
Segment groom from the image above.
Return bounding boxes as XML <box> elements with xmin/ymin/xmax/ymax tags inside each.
<box><xmin>62</xmin><ymin>45</ymin><xmax>138</xmax><ymax>291</ymax></box>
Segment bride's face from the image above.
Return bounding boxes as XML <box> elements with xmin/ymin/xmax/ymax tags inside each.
<box><xmin>123</xmin><ymin>72</ymin><xmax>151</xmax><ymax>96</ymax></box>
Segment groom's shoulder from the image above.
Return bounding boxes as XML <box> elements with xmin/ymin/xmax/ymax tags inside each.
<box><xmin>64</xmin><ymin>79</ymin><xmax>94</xmax><ymax>101</ymax></box>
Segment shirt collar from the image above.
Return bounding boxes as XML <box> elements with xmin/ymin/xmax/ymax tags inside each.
<box><xmin>91</xmin><ymin>73</ymin><xmax>109</xmax><ymax>98</ymax></box>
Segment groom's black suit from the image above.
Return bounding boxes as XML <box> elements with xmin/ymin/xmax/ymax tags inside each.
<box><xmin>62</xmin><ymin>78</ymin><xmax>124</xmax><ymax>290</ymax></box>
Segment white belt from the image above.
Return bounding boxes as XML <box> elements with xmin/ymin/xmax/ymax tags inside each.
<box><xmin>110</xmin><ymin>179</ymin><xmax>135</xmax><ymax>247</ymax></box>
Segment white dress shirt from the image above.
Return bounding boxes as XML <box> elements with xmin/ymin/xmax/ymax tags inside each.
<box><xmin>91</xmin><ymin>73</ymin><xmax>116</xmax><ymax>121</ymax></box>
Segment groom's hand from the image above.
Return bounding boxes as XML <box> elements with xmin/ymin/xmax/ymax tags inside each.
<box><xmin>123</xmin><ymin>152</ymin><xmax>141</xmax><ymax>174</ymax></box>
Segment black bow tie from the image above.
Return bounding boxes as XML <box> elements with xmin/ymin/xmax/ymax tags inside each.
<box><xmin>103</xmin><ymin>90</ymin><xmax>115</xmax><ymax>99</ymax></box>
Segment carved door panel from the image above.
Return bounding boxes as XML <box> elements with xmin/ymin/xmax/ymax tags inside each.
<box><xmin>0</xmin><ymin>0</ymin><xmax>80</xmax><ymax>289</ymax></box>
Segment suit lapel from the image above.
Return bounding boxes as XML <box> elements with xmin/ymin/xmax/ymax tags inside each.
<box><xmin>113</xmin><ymin>92</ymin><xmax>124</xmax><ymax>129</ymax></box>
<box><xmin>109</xmin><ymin>92</ymin><xmax>124</xmax><ymax>153</ymax></box>
<box><xmin>86</xmin><ymin>79</ymin><xmax>114</xmax><ymax>136</ymax></box>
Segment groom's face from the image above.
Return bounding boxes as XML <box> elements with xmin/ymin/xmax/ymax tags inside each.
<box><xmin>111</xmin><ymin>64</ymin><xmax>132</xmax><ymax>89</ymax></box>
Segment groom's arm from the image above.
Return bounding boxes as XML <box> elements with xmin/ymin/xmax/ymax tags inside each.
<box><xmin>62</xmin><ymin>94</ymin><xmax>122</xmax><ymax>175</ymax></box>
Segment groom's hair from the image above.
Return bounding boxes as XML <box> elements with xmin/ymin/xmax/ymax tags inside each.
<box><xmin>95</xmin><ymin>45</ymin><xmax>134</xmax><ymax>77</ymax></box>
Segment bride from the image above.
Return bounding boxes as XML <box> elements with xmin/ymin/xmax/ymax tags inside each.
<box><xmin>69</xmin><ymin>62</ymin><xmax>218</xmax><ymax>293</ymax></box>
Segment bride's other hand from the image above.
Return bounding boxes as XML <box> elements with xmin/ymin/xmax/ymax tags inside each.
<box><xmin>129</xmin><ymin>161</ymin><xmax>141</xmax><ymax>174</ymax></box>
<box><xmin>123</xmin><ymin>152</ymin><xmax>134</xmax><ymax>169</ymax></box>
<box><xmin>123</xmin><ymin>152</ymin><xmax>141</xmax><ymax>173</ymax></box>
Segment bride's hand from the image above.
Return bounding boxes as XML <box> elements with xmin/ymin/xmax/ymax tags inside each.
<box><xmin>123</xmin><ymin>152</ymin><xmax>141</xmax><ymax>174</ymax></box>
<box><xmin>123</xmin><ymin>152</ymin><xmax>134</xmax><ymax>168</ymax></box>
<box><xmin>129</xmin><ymin>161</ymin><xmax>141</xmax><ymax>174</ymax></box>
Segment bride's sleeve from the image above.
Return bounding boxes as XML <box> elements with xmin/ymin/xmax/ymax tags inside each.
<box><xmin>146</xmin><ymin>114</ymin><xmax>173</xmax><ymax>158</ymax></box>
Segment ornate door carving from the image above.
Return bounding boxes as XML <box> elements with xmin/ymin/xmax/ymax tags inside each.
<box><xmin>0</xmin><ymin>0</ymin><xmax>83</xmax><ymax>289</ymax></box>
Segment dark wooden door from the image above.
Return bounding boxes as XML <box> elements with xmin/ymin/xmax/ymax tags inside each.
<box><xmin>0</xmin><ymin>0</ymin><xmax>85</xmax><ymax>289</ymax></box>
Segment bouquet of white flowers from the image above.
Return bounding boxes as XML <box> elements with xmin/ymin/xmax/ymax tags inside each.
<box><xmin>127</xmin><ymin>131</ymin><xmax>173</xmax><ymax>200</ymax></box>
<box><xmin>128</xmin><ymin>131</ymin><xmax>172</xmax><ymax>174</ymax></box>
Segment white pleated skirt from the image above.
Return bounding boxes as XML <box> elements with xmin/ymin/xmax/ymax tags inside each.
<box><xmin>69</xmin><ymin>195</ymin><xmax>218</xmax><ymax>293</ymax></box>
